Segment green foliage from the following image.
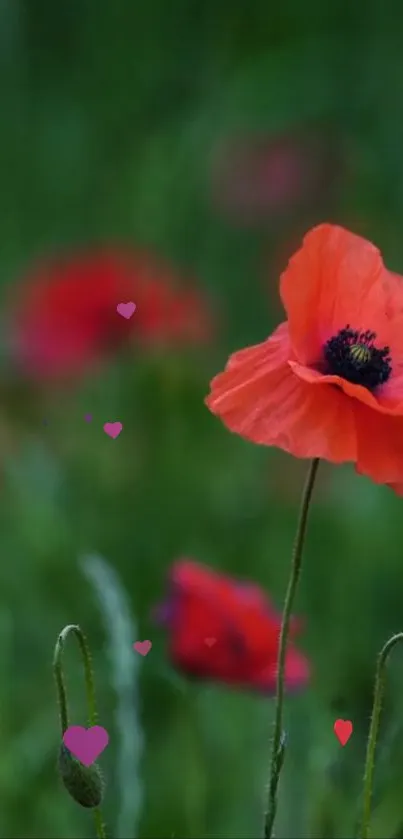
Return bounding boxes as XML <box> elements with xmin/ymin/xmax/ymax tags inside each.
<box><xmin>2</xmin><ymin>1</ymin><xmax>403</xmax><ymax>837</ymax></box>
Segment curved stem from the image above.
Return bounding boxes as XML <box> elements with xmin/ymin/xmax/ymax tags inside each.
<box><xmin>358</xmin><ymin>632</ymin><xmax>403</xmax><ymax>839</ymax></box>
<box><xmin>53</xmin><ymin>624</ymin><xmax>98</xmax><ymax>733</ymax></box>
<box><xmin>264</xmin><ymin>458</ymin><xmax>319</xmax><ymax>838</ymax></box>
<box><xmin>53</xmin><ymin>624</ymin><xmax>106</xmax><ymax>839</ymax></box>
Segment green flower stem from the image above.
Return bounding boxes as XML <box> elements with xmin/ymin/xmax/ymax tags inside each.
<box><xmin>358</xmin><ymin>632</ymin><xmax>403</xmax><ymax>839</ymax></box>
<box><xmin>93</xmin><ymin>808</ymin><xmax>107</xmax><ymax>839</ymax></box>
<box><xmin>53</xmin><ymin>624</ymin><xmax>106</xmax><ymax>839</ymax></box>
<box><xmin>264</xmin><ymin>458</ymin><xmax>319</xmax><ymax>839</ymax></box>
<box><xmin>53</xmin><ymin>625</ymin><xmax>98</xmax><ymax>733</ymax></box>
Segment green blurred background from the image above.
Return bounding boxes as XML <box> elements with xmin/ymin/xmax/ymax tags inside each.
<box><xmin>2</xmin><ymin>1</ymin><xmax>403</xmax><ymax>837</ymax></box>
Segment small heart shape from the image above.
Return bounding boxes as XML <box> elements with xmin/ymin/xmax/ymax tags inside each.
<box><xmin>133</xmin><ymin>640</ymin><xmax>152</xmax><ymax>656</ymax></box>
<box><xmin>117</xmin><ymin>301</ymin><xmax>136</xmax><ymax>320</ymax></box>
<box><xmin>103</xmin><ymin>422</ymin><xmax>123</xmax><ymax>439</ymax></box>
<box><xmin>63</xmin><ymin>725</ymin><xmax>109</xmax><ymax>767</ymax></box>
<box><xmin>333</xmin><ymin>719</ymin><xmax>353</xmax><ymax>746</ymax></box>
<box><xmin>204</xmin><ymin>637</ymin><xmax>217</xmax><ymax>647</ymax></box>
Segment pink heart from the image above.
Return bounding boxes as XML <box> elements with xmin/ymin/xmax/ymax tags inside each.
<box><xmin>204</xmin><ymin>637</ymin><xmax>217</xmax><ymax>647</ymax></box>
<box><xmin>133</xmin><ymin>640</ymin><xmax>152</xmax><ymax>656</ymax></box>
<box><xmin>333</xmin><ymin>719</ymin><xmax>353</xmax><ymax>746</ymax></box>
<box><xmin>103</xmin><ymin>422</ymin><xmax>123</xmax><ymax>439</ymax></box>
<box><xmin>117</xmin><ymin>301</ymin><xmax>136</xmax><ymax>320</ymax></box>
<box><xmin>63</xmin><ymin>725</ymin><xmax>109</xmax><ymax>767</ymax></box>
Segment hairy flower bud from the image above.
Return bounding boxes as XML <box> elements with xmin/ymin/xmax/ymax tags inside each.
<box><xmin>58</xmin><ymin>744</ymin><xmax>104</xmax><ymax>808</ymax></box>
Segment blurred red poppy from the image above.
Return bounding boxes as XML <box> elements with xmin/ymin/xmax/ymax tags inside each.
<box><xmin>211</xmin><ymin>128</ymin><xmax>342</xmax><ymax>227</ymax></box>
<box><xmin>155</xmin><ymin>559</ymin><xmax>310</xmax><ymax>693</ymax></box>
<box><xmin>9</xmin><ymin>249</ymin><xmax>212</xmax><ymax>380</ymax></box>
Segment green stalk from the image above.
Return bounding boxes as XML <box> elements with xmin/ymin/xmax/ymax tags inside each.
<box><xmin>264</xmin><ymin>458</ymin><xmax>319</xmax><ymax>838</ymax></box>
<box><xmin>53</xmin><ymin>624</ymin><xmax>107</xmax><ymax>839</ymax></box>
<box><xmin>358</xmin><ymin>632</ymin><xmax>403</xmax><ymax>839</ymax></box>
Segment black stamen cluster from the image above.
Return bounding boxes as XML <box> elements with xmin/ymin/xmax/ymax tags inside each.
<box><xmin>323</xmin><ymin>325</ymin><xmax>392</xmax><ymax>390</ymax></box>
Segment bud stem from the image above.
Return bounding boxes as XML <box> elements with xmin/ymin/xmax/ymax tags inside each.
<box><xmin>358</xmin><ymin>632</ymin><xmax>403</xmax><ymax>839</ymax></box>
<box><xmin>53</xmin><ymin>624</ymin><xmax>107</xmax><ymax>839</ymax></box>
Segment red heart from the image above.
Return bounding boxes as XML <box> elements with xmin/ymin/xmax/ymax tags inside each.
<box><xmin>333</xmin><ymin>718</ymin><xmax>353</xmax><ymax>746</ymax></box>
<box><xmin>204</xmin><ymin>637</ymin><xmax>217</xmax><ymax>647</ymax></box>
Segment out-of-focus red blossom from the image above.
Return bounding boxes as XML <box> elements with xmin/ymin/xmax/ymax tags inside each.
<box><xmin>9</xmin><ymin>250</ymin><xmax>213</xmax><ymax>380</ymax></box>
<box><xmin>154</xmin><ymin>559</ymin><xmax>310</xmax><ymax>694</ymax></box>
<box><xmin>212</xmin><ymin>130</ymin><xmax>341</xmax><ymax>226</ymax></box>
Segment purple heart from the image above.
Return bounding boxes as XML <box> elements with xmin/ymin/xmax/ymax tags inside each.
<box><xmin>116</xmin><ymin>301</ymin><xmax>136</xmax><ymax>320</ymax></box>
<box><xmin>63</xmin><ymin>725</ymin><xmax>109</xmax><ymax>767</ymax></box>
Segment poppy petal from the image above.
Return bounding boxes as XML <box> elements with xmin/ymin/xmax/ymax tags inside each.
<box><xmin>353</xmin><ymin>404</ymin><xmax>403</xmax><ymax>484</ymax></box>
<box><xmin>206</xmin><ymin>324</ymin><xmax>357</xmax><ymax>462</ymax></box>
<box><xmin>387</xmin><ymin>481</ymin><xmax>403</xmax><ymax>496</ymax></box>
<box><xmin>289</xmin><ymin>361</ymin><xmax>403</xmax><ymax>481</ymax></box>
<box><xmin>280</xmin><ymin>224</ymin><xmax>388</xmax><ymax>365</ymax></box>
<box><xmin>258</xmin><ymin>645</ymin><xmax>310</xmax><ymax>694</ymax></box>
<box><xmin>283</xmin><ymin>645</ymin><xmax>311</xmax><ymax>690</ymax></box>
<box><xmin>289</xmin><ymin>360</ymin><xmax>403</xmax><ymax>415</ymax></box>
<box><xmin>382</xmin><ymin>271</ymin><xmax>403</xmax><ymax>359</ymax></box>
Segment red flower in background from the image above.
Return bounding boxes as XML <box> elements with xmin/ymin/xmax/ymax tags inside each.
<box><xmin>9</xmin><ymin>249</ymin><xmax>212</xmax><ymax>380</ymax></box>
<box><xmin>155</xmin><ymin>559</ymin><xmax>310</xmax><ymax>694</ymax></box>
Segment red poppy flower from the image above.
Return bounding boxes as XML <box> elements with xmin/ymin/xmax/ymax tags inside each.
<box><xmin>206</xmin><ymin>224</ymin><xmax>403</xmax><ymax>492</ymax></box>
<box><xmin>154</xmin><ymin>559</ymin><xmax>310</xmax><ymax>693</ymax></box>
<box><xmin>9</xmin><ymin>249</ymin><xmax>212</xmax><ymax>380</ymax></box>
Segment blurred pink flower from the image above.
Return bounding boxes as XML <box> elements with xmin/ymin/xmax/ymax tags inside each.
<box><xmin>211</xmin><ymin>129</ymin><xmax>341</xmax><ymax>226</ymax></box>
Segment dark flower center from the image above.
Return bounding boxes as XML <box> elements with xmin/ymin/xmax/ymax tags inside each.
<box><xmin>323</xmin><ymin>325</ymin><xmax>392</xmax><ymax>390</ymax></box>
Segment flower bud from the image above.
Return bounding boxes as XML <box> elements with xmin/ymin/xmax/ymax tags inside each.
<box><xmin>58</xmin><ymin>744</ymin><xmax>104</xmax><ymax>808</ymax></box>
